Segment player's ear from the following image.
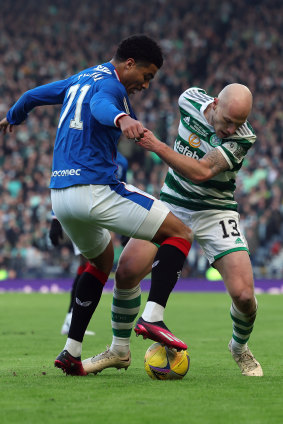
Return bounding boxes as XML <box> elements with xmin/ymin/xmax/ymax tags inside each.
<box><xmin>213</xmin><ymin>97</ymin><xmax>219</xmax><ymax>109</ymax></box>
<box><xmin>125</xmin><ymin>58</ymin><xmax>136</xmax><ymax>70</ymax></box>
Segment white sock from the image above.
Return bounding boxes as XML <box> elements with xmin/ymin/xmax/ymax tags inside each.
<box><xmin>64</xmin><ymin>312</ymin><xmax>72</xmax><ymax>325</ymax></box>
<box><xmin>142</xmin><ymin>301</ymin><xmax>164</xmax><ymax>322</ymax></box>
<box><xmin>231</xmin><ymin>338</ymin><xmax>248</xmax><ymax>354</ymax></box>
<box><xmin>110</xmin><ymin>336</ymin><xmax>131</xmax><ymax>357</ymax></box>
<box><xmin>64</xmin><ymin>338</ymin><xmax>82</xmax><ymax>358</ymax></box>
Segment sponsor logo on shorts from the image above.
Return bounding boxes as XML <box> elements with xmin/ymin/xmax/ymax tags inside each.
<box><xmin>235</xmin><ymin>237</ymin><xmax>244</xmax><ymax>244</ymax></box>
<box><xmin>52</xmin><ymin>168</ymin><xmax>81</xmax><ymax>177</ymax></box>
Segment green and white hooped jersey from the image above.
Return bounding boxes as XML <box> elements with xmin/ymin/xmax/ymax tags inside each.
<box><xmin>160</xmin><ymin>87</ymin><xmax>256</xmax><ymax>212</ymax></box>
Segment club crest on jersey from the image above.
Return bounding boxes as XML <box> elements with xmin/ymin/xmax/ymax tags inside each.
<box><xmin>188</xmin><ymin>133</ymin><xmax>201</xmax><ymax>148</ymax></box>
<box><xmin>209</xmin><ymin>134</ymin><xmax>221</xmax><ymax>147</ymax></box>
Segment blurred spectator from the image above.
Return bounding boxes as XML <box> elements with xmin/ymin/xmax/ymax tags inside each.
<box><xmin>0</xmin><ymin>0</ymin><xmax>283</xmax><ymax>278</ymax></box>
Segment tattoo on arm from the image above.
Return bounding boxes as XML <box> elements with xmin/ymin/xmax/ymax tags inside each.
<box><xmin>203</xmin><ymin>149</ymin><xmax>230</xmax><ymax>176</ymax></box>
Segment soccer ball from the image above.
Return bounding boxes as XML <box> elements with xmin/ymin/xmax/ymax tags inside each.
<box><xmin>144</xmin><ymin>342</ymin><xmax>190</xmax><ymax>380</ymax></box>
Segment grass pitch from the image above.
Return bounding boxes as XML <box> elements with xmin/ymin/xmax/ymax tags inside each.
<box><xmin>0</xmin><ymin>290</ymin><xmax>282</xmax><ymax>424</ymax></box>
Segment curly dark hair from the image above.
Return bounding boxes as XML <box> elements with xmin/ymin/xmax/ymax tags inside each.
<box><xmin>114</xmin><ymin>34</ymin><xmax>163</xmax><ymax>69</ymax></box>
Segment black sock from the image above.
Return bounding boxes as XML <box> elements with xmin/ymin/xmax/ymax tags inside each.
<box><xmin>148</xmin><ymin>244</ymin><xmax>186</xmax><ymax>308</ymax></box>
<box><xmin>68</xmin><ymin>271</ymin><xmax>104</xmax><ymax>342</ymax></box>
<box><xmin>68</xmin><ymin>274</ymin><xmax>80</xmax><ymax>313</ymax></box>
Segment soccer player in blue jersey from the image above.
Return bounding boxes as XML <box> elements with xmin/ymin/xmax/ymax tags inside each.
<box><xmin>49</xmin><ymin>151</ymin><xmax>129</xmax><ymax>335</ymax></box>
<box><xmin>0</xmin><ymin>34</ymin><xmax>193</xmax><ymax>376</ymax></box>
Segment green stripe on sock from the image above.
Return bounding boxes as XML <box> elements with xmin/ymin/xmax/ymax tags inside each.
<box><xmin>112</xmin><ymin>312</ymin><xmax>138</xmax><ymax>323</ymax></box>
<box><xmin>234</xmin><ymin>325</ymin><xmax>253</xmax><ymax>336</ymax></box>
<box><xmin>232</xmin><ymin>334</ymin><xmax>250</xmax><ymax>344</ymax></box>
<box><xmin>230</xmin><ymin>312</ymin><xmax>254</xmax><ymax>328</ymax></box>
<box><xmin>112</xmin><ymin>328</ymin><xmax>132</xmax><ymax>337</ymax></box>
<box><xmin>112</xmin><ymin>296</ymin><xmax>141</xmax><ymax>308</ymax></box>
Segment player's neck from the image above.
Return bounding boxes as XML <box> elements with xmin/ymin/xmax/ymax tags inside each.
<box><xmin>204</xmin><ymin>103</ymin><xmax>213</xmax><ymax>126</ymax></box>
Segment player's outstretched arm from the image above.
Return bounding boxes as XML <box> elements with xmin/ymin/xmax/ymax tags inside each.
<box><xmin>0</xmin><ymin>117</ymin><xmax>14</xmax><ymax>134</ymax></box>
<box><xmin>137</xmin><ymin>128</ymin><xmax>230</xmax><ymax>183</ymax></box>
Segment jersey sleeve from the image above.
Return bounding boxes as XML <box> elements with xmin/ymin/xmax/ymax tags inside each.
<box><xmin>178</xmin><ymin>87</ymin><xmax>210</xmax><ymax>112</ymax></box>
<box><xmin>7</xmin><ymin>79</ymin><xmax>70</xmax><ymax>125</ymax></box>
<box><xmin>90</xmin><ymin>79</ymin><xmax>130</xmax><ymax>127</ymax></box>
<box><xmin>217</xmin><ymin>122</ymin><xmax>256</xmax><ymax>169</ymax></box>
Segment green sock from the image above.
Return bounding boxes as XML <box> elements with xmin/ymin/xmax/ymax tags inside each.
<box><xmin>230</xmin><ymin>300</ymin><xmax>257</xmax><ymax>354</ymax></box>
<box><xmin>110</xmin><ymin>284</ymin><xmax>141</xmax><ymax>356</ymax></box>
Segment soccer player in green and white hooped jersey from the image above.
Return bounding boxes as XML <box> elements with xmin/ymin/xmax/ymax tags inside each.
<box><xmin>83</xmin><ymin>83</ymin><xmax>263</xmax><ymax>377</ymax></box>
<box><xmin>161</xmin><ymin>87</ymin><xmax>255</xmax><ymax>214</ymax></box>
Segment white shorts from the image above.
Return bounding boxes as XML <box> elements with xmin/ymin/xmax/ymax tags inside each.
<box><xmin>72</xmin><ymin>241</ymin><xmax>81</xmax><ymax>256</ymax></box>
<box><xmin>163</xmin><ymin>202</ymin><xmax>249</xmax><ymax>264</ymax></box>
<box><xmin>51</xmin><ymin>184</ymin><xmax>169</xmax><ymax>259</ymax></box>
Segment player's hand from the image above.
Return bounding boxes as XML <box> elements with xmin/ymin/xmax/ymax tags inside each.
<box><xmin>118</xmin><ymin>115</ymin><xmax>144</xmax><ymax>140</ymax></box>
<box><xmin>0</xmin><ymin>117</ymin><xmax>14</xmax><ymax>134</ymax></box>
<box><xmin>49</xmin><ymin>218</ymin><xmax>63</xmax><ymax>246</ymax></box>
<box><xmin>136</xmin><ymin>128</ymin><xmax>160</xmax><ymax>152</ymax></box>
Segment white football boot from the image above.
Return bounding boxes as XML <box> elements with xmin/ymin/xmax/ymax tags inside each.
<box><xmin>82</xmin><ymin>348</ymin><xmax>131</xmax><ymax>374</ymax></box>
<box><xmin>228</xmin><ymin>340</ymin><xmax>263</xmax><ymax>376</ymax></box>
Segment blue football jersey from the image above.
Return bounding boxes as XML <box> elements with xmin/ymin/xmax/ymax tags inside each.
<box><xmin>116</xmin><ymin>152</ymin><xmax>128</xmax><ymax>182</ymax></box>
<box><xmin>7</xmin><ymin>62</ymin><xmax>136</xmax><ymax>188</ymax></box>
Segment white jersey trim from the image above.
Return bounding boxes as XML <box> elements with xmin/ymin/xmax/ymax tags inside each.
<box><xmin>216</xmin><ymin>146</ymin><xmax>233</xmax><ymax>169</ymax></box>
<box><xmin>114</xmin><ymin>113</ymin><xmax>128</xmax><ymax>127</ymax></box>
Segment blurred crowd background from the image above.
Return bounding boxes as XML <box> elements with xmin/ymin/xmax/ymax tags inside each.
<box><xmin>0</xmin><ymin>0</ymin><xmax>283</xmax><ymax>280</ymax></box>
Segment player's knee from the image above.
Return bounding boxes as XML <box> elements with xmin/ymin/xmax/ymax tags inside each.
<box><xmin>88</xmin><ymin>259</ymin><xmax>112</xmax><ymax>279</ymax></box>
<box><xmin>232</xmin><ymin>288</ymin><xmax>256</xmax><ymax>314</ymax></box>
<box><xmin>115</xmin><ymin>263</ymin><xmax>135</xmax><ymax>287</ymax></box>
<box><xmin>169</xmin><ymin>215</ymin><xmax>192</xmax><ymax>241</ymax></box>
<box><xmin>182</xmin><ymin>225</ymin><xmax>193</xmax><ymax>243</ymax></box>
<box><xmin>115</xmin><ymin>257</ymin><xmax>140</xmax><ymax>289</ymax></box>
<box><xmin>155</xmin><ymin>218</ymin><xmax>193</xmax><ymax>245</ymax></box>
